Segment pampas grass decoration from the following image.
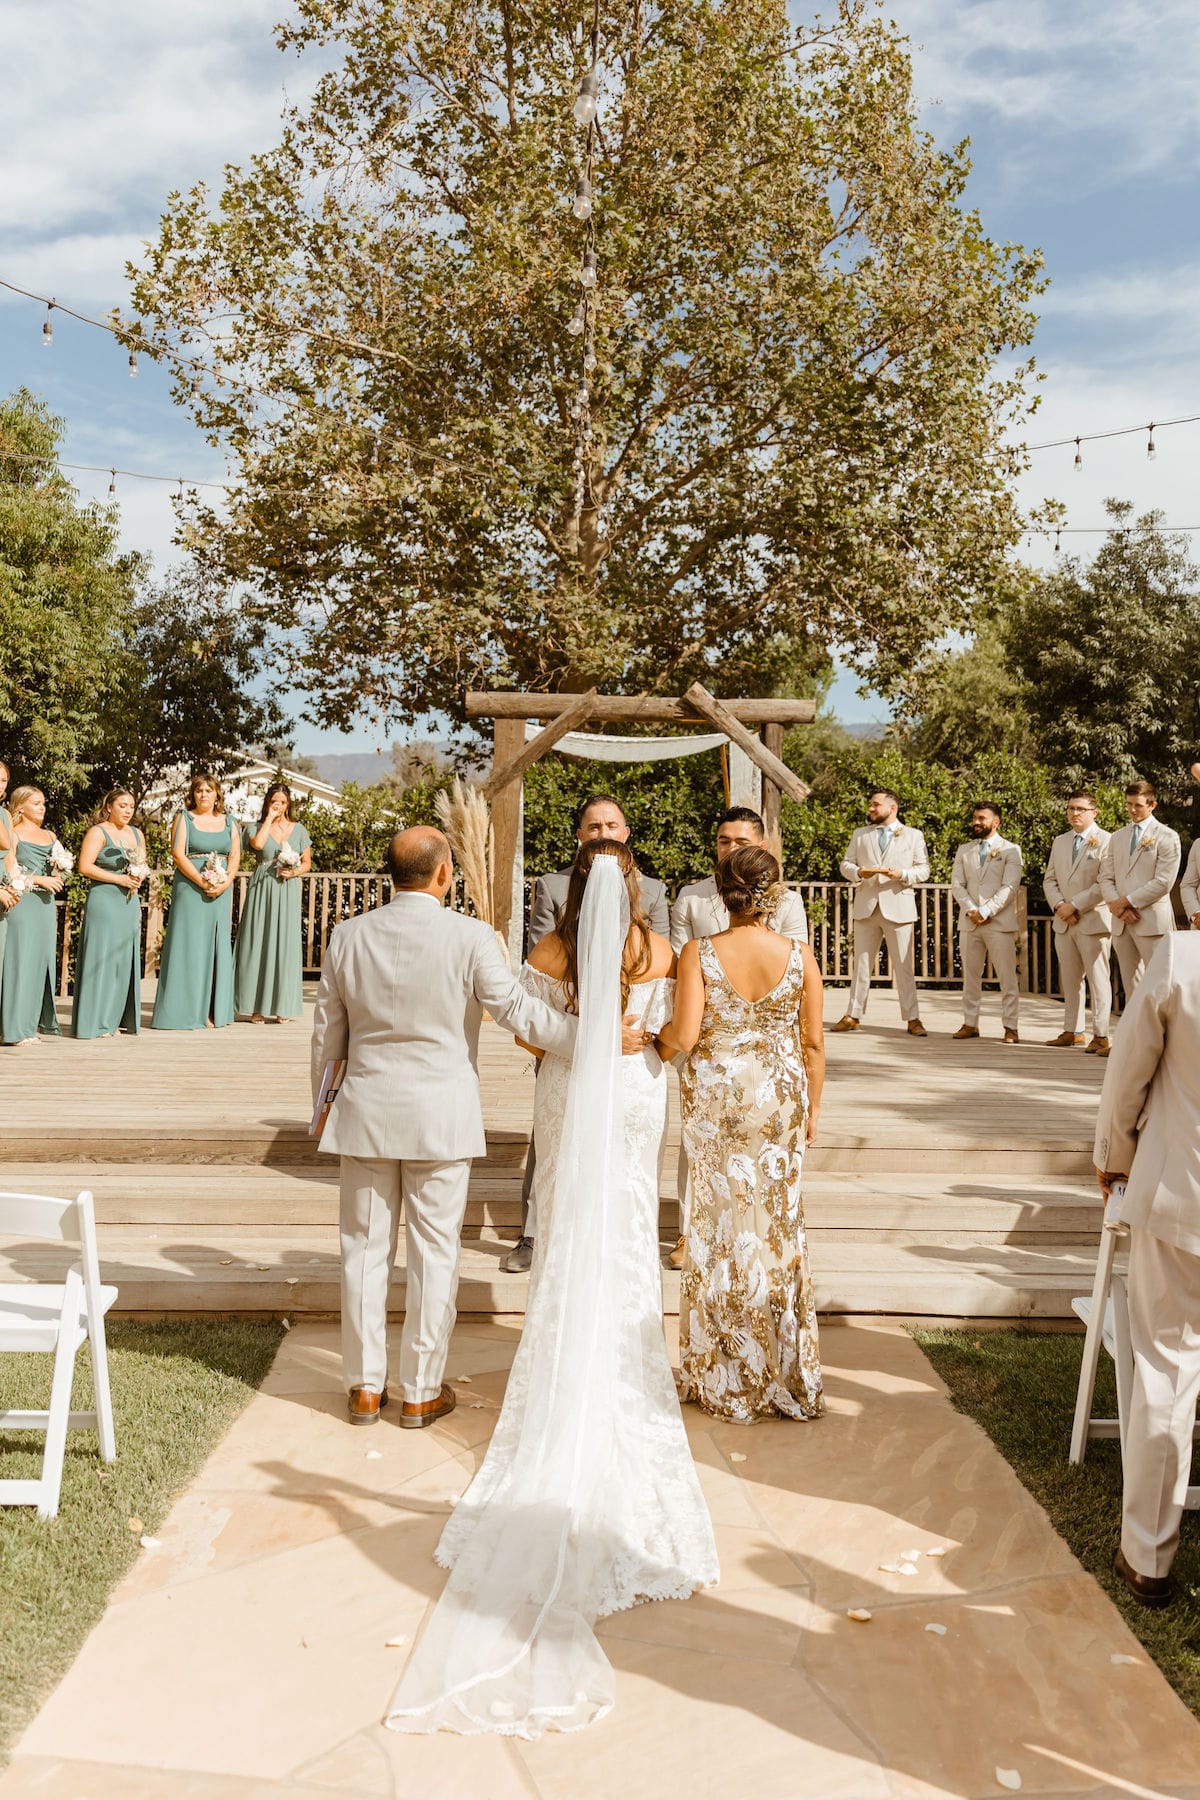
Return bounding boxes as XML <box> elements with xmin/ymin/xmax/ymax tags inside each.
<box><xmin>435</xmin><ymin>777</ymin><xmax>497</xmax><ymax>933</ymax></box>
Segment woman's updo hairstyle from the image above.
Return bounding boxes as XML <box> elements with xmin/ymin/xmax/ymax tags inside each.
<box><xmin>716</xmin><ymin>843</ymin><xmax>785</xmax><ymax>919</ymax></box>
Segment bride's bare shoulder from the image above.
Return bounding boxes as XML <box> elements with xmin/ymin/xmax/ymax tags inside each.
<box><xmin>645</xmin><ymin>930</ymin><xmax>677</xmax><ymax>979</ymax></box>
<box><xmin>527</xmin><ymin>932</ymin><xmax>568</xmax><ymax>977</ymax></box>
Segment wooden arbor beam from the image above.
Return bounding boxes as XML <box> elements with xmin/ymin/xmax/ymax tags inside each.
<box><xmin>683</xmin><ymin>683</ymin><xmax>810</xmax><ymax>804</ymax></box>
<box><xmin>481</xmin><ymin>689</ymin><xmax>598</xmax><ymax>801</ymax></box>
<box><xmin>466</xmin><ymin>691</ymin><xmax>816</xmax><ymax>725</ymax></box>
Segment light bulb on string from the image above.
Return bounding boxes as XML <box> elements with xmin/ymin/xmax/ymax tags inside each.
<box><xmin>573</xmin><ymin>67</ymin><xmax>599</xmax><ymax>126</ymax></box>
<box><xmin>1054</xmin><ymin>528</ymin><xmax>1061</xmax><ymax>556</ymax></box>
<box><xmin>1073</xmin><ymin>437</ymin><xmax>1082</xmax><ymax>472</ymax></box>
<box><xmin>584</xmin><ymin>347</ymin><xmax>598</xmax><ymax>372</ymax></box>
<box><xmin>1147</xmin><ymin>423</ymin><xmax>1156</xmax><ymax>461</ymax></box>
<box><xmin>128</xmin><ymin>352</ymin><xmax>138</xmax><ymax>379</ymax></box>
<box><xmin>42</xmin><ymin>303</ymin><xmax>54</xmax><ymax>346</ymax></box>
<box><xmin>572</xmin><ymin>176</ymin><xmax>593</xmax><ymax>221</ymax></box>
<box><xmin>108</xmin><ymin>469</ymin><xmax>117</xmax><ymax>498</ymax></box>
<box><xmin>567</xmin><ymin>300</ymin><xmax>586</xmax><ymax>336</ymax></box>
<box><xmin>580</xmin><ymin>250</ymin><xmax>597</xmax><ymax>291</ymax></box>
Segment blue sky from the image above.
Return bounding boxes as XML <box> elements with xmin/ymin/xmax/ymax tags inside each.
<box><xmin>2</xmin><ymin>0</ymin><xmax>1197</xmax><ymax>753</ymax></box>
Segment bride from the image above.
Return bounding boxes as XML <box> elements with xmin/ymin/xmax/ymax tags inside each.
<box><xmin>386</xmin><ymin>840</ymin><xmax>718</xmax><ymax>1737</ymax></box>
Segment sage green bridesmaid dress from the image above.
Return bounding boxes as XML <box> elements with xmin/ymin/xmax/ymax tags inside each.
<box><xmin>233</xmin><ymin>822</ymin><xmax>310</xmax><ymax>1019</ymax></box>
<box><xmin>0</xmin><ymin>837</ymin><xmax>62</xmax><ymax>1044</ymax></box>
<box><xmin>151</xmin><ymin>813</ymin><xmax>239</xmax><ymax>1031</ymax></box>
<box><xmin>71</xmin><ymin>826</ymin><xmax>144</xmax><ymax>1038</ymax></box>
<box><xmin>0</xmin><ymin>805</ymin><xmax>11</xmax><ymax>1015</ymax></box>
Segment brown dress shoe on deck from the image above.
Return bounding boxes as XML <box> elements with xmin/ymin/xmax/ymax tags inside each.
<box><xmin>668</xmin><ymin>1234</ymin><xmax>686</xmax><ymax>1270</ymax></box>
<box><xmin>1113</xmin><ymin>1547</ymin><xmax>1176</xmax><ymax>1609</ymax></box>
<box><xmin>830</xmin><ymin>1015</ymin><xmax>860</xmax><ymax>1032</ymax></box>
<box><xmin>1003</xmin><ymin>1029</ymin><xmax>1020</xmax><ymax>1044</ymax></box>
<box><xmin>399</xmin><ymin>1383</ymin><xmax>457</xmax><ymax>1429</ymax></box>
<box><xmin>347</xmin><ymin>1385</ymin><xmax>389</xmax><ymax>1426</ymax></box>
<box><xmin>952</xmin><ymin>1025</ymin><xmax>980</xmax><ymax>1040</ymax></box>
<box><xmin>1045</xmin><ymin>1031</ymin><xmax>1084</xmax><ymax>1047</ymax></box>
<box><xmin>906</xmin><ymin>1020</ymin><xmax>928</xmax><ymax>1038</ymax></box>
<box><xmin>1085</xmin><ymin>1036</ymin><xmax>1111</xmax><ymax>1056</ymax></box>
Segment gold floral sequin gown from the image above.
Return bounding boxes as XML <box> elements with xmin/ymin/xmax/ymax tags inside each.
<box><xmin>679</xmin><ymin>936</ymin><xmax>823</xmax><ymax>1424</ymax></box>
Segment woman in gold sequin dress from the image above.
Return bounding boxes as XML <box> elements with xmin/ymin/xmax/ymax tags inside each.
<box><xmin>658</xmin><ymin>844</ymin><xmax>826</xmax><ymax>1423</ymax></box>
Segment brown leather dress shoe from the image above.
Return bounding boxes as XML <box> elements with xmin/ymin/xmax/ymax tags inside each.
<box><xmin>1045</xmin><ymin>1031</ymin><xmax>1084</xmax><ymax>1047</ymax></box>
<box><xmin>906</xmin><ymin>1020</ymin><xmax>928</xmax><ymax>1038</ymax></box>
<box><xmin>1085</xmin><ymin>1036</ymin><xmax>1111</xmax><ymax>1055</ymax></box>
<box><xmin>399</xmin><ymin>1382</ymin><xmax>457</xmax><ymax>1429</ymax></box>
<box><xmin>1003</xmin><ymin>1028</ymin><xmax>1020</xmax><ymax>1044</ymax></box>
<box><xmin>668</xmin><ymin>1233</ymin><xmax>686</xmax><ymax>1269</ymax></box>
<box><xmin>952</xmin><ymin>1024</ymin><xmax>980</xmax><ymax>1040</ymax></box>
<box><xmin>1113</xmin><ymin>1547</ymin><xmax>1176</xmax><ymax>1609</ymax></box>
<box><xmin>830</xmin><ymin>1015</ymin><xmax>860</xmax><ymax>1032</ymax></box>
<box><xmin>347</xmin><ymin>1384</ymin><xmax>389</xmax><ymax>1426</ymax></box>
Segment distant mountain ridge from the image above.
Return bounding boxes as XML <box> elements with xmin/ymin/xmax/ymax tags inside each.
<box><xmin>303</xmin><ymin>750</ymin><xmax>396</xmax><ymax>788</ymax></box>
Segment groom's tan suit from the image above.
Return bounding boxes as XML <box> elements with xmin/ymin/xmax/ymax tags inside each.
<box><xmin>1094</xmin><ymin>932</ymin><xmax>1200</xmax><ymax>1579</ymax></box>
<box><xmin>312</xmin><ymin>893</ymin><xmax>575</xmax><ymax>1400</ymax></box>
<box><xmin>1043</xmin><ymin>825</ymin><xmax>1113</xmax><ymax>1038</ymax></box>
<box><xmin>1098</xmin><ymin>820</ymin><xmax>1181</xmax><ymax>999</ymax></box>
<box><xmin>951</xmin><ymin>834</ymin><xmax>1023</xmax><ymax>1030</ymax></box>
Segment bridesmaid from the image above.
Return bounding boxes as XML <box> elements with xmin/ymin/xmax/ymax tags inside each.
<box><xmin>71</xmin><ymin>788</ymin><xmax>148</xmax><ymax>1039</ymax></box>
<box><xmin>0</xmin><ymin>759</ymin><xmax>19</xmax><ymax>1014</ymax></box>
<box><xmin>151</xmin><ymin>772</ymin><xmax>241</xmax><ymax>1031</ymax></box>
<box><xmin>658</xmin><ymin>844</ymin><xmax>826</xmax><ymax>1424</ymax></box>
<box><xmin>1</xmin><ymin>786</ymin><xmax>67</xmax><ymax>1047</ymax></box>
<box><xmin>234</xmin><ymin>783</ymin><xmax>311</xmax><ymax>1022</ymax></box>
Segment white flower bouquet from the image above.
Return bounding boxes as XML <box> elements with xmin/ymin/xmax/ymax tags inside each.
<box><xmin>123</xmin><ymin>855</ymin><xmax>151</xmax><ymax>901</ymax></box>
<box><xmin>275</xmin><ymin>841</ymin><xmax>301</xmax><ymax>878</ymax></box>
<box><xmin>2</xmin><ymin>867</ymin><xmax>33</xmax><ymax>896</ymax></box>
<box><xmin>200</xmin><ymin>852</ymin><xmax>227</xmax><ymax>894</ymax></box>
<box><xmin>49</xmin><ymin>842</ymin><xmax>74</xmax><ymax>876</ymax></box>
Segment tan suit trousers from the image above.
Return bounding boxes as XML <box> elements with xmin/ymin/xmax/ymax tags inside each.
<box><xmin>959</xmin><ymin>922</ymin><xmax>1019</xmax><ymax>1029</ymax></box>
<box><xmin>1122</xmin><ymin>1226</ymin><xmax>1200</xmax><ymax>1579</ymax></box>
<box><xmin>339</xmin><ymin>1155</ymin><xmax>471</xmax><ymax>1401</ymax></box>
<box><xmin>849</xmin><ymin>912</ymin><xmax>920</xmax><ymax>1022</ymax></box>
<box><xmin>1113</xmin><ymin>925</ymin><xmax>1168</xmax><ymax>1004</ymax></box>
<box><xmin>1055</xmin><ymin>926</ymin><xmax>1112</xmax><ymax>1037</ymax></box>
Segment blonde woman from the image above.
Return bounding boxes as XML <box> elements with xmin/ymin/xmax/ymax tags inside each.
<box><xmin>1</xmin><ymin>786</ymin><xmax>67</xmax><ymax>1046</ymax></box>
<box><xmin>151</xmin><ymin>772</ymin><xmax>241</xmax><ymax>1030</ymax></box>
<box><xmin>71</xmin><ymin>788</ymin><xmax>148</xmax><ymax>1039</ymax></box>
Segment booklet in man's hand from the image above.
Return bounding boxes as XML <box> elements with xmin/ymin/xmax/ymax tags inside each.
<box><xmin>310</xmin><ymin>1059</ymin><xmax>347</xmax><ymax>1137</ymax></box>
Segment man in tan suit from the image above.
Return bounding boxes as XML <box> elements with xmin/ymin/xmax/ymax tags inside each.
<box><xmin>312</xmin><ymin>828</ymin><xmax>580</xmax><ymax>1427</ymax></box>
<box><xmin>834</xmin><ymin>787</ymin><xmax>930</xmax><ymax>1037</ymax></box>
<box><xmin>1042</xmin><ymin>791</ymin><xmax>1113</xmax><ymax>1054</ymax></box>
<box><xmin>951</xmin><ymin>801</ymin><xmax>1023</xmax><ymax>1043</ymax></box>
<box><xmin>1180</xmin><ymin>838</ymin><xmax>1200</xmax><ymax>928</ymax></box>
<box><xmin>1095</xmin><ymin>931</ymin><xmax>1200</xmax><ymax>1608</ymax></box>
<box><xmin>1098</xmin><ymin>780</ymin><xmax>1181</xmax><ymax>1000</ymax></box>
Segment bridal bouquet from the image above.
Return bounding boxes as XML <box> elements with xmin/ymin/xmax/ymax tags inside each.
<box><xmin>200</xmin><ymin>852</ymin><xmax>227</xmax><ymax>893</ymax></box>
<box><xmin>275</xmin><ymin>842</ymin><xmax>301</xmax><ymax>878</ymax></box>
<box><xmin>123</xmin><ymin>855</ymin><xmax>151</xmax><ymax>901</ymax></box>
<box><xmin>49</xmin><ymin>842</ymin><xmax>74</xmax><ymax>876</ymax></box>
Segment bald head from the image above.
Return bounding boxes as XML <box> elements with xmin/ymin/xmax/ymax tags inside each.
<box><xmin>387</xmin><ymin>826</ymin><xmax>452</xmax><ymax>894</ymax></box>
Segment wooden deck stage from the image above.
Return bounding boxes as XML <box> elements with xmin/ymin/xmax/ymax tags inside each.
<box><xmin>2</xmin><ymin>984</ymin><xmax>1108</xmax><ymax>1319</ymax></box>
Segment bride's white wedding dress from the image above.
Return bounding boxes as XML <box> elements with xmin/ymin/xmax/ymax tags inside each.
<box><xmin>385</xmin><ymin>858</ymin><xmax>717</xmax><ymax>1738</ymax></box>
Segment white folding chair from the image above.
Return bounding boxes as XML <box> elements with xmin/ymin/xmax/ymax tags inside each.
<box><xmin>1069</xmin><ymin>1202</ymin><xmax>1199</xmax><ymax>1508</ymax></box>
<box><xmin>0</xmin><ymin>1189</ymin><xmax>118</xmax><ymax>1520</ymax></box>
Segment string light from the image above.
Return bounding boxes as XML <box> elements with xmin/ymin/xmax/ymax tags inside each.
<box><xmin>1073</xmin><ymin>436</ymin><xmax>1082</xmax><ymax>471</ymax></box>
<box><xmin>573</xmin><ymin>67</ymin><xmax>599</xmax><ymax>127</ymax></box>
<box><xmin>572</xmin><ymin>176</ymin><xmax>593</xmax><ymax>221</ymax></box>
<box><xmin>1147</xmin><ymin>423</ymin><xmax>1156</xmax><ymax>461</ymax></box>
<box><xmin>567</xmin><ymin>301</ymin><xmax>586</xmax><ymax>336</ymax></box>
<box><xmin>128</xmin><ymin>351</ymin><xmax>138</xmax><ymax>379</ymax></box>
<box><xmin>579</xmin><ymin>249</ymin><xmax>597</xmax><ymax>291</ymax></box>
<box><xmin>42</xmin><ymin>303</ymin><xmax>54</xmax><ymax>346</ymax></box>
<box><xmin>107</xmin><ymin>469</ymin><xmax>116</xmax><ymax>497</ymax></box>
<box><xmin>1027</xmin><ymin>411</ymin><xmax>1200</xmax><ymax>453</ymax></box>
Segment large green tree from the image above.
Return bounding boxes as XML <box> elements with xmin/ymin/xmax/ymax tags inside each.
<box><xmin>0</xmin><ymin>391</ymin><xmax>142</xmax><ymax>792</ymax></box>
<box><xmin>1006</xmin><ymin>503</ymin><xmax>1200</xmax><ymax>816</ymax></box>
<box><xmin>125</xmin><ymin>0</ymin><xmax>1042</xmax><ymax>737</ymax></box>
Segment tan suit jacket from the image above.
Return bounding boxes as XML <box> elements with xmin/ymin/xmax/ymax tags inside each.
<box><xmin>951</xmin><ymin>837</ymin><xmax>1023</xmax><ymax>932</ymax></box>
<box><xmin>1180</xmin><ymin>840</ymin><xmax>1200</xmax><ymax>923</ymax></box>
<box><xmin>669</xmin><ymin>875</ymin><xmax>808</xmax><ymax>951</ymax></box>
<box><xmin>1098</xmin><ymin>821</ymin><xmax>1181</xmax><ymax>938</ymax></box>
<box><xmin>1043</xmin><ymin>827</ymin><xmax>1112</xmax><ymax>937</ymax></box>
<box><xmin>311</xmin><ymin>894</ymin><xmax>575</xmax><ymax>1160</ymax></box>
<box><xmin>839</xmin><ymin>823</ymin><xmax>930</xmax><ymax>924</ymax></box>
<box><xmin>1094</xmin><ymin>933</ymin><xmax>1200</xmax><ymax>1255</ymax></box>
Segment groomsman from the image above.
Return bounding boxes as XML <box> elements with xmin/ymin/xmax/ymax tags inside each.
<box><xmin>668</xmin><ymin>806</ymin><xmax>808</xmax><ymax>1268</ymax></box>
<box><xmin>1042</xmin><ymin>792</ymin><xmax>1113</xmax><ymax>1055</ymax></box>
<box><xmin>833</xmin><ymin>788</ymin><xmax>930</xmax><ymax>1036</ymax></box>
<box><xmin>670</xmin><ymin>806</ymin><xmax>808</xmax><ymax>949</ymax></box>
<box><xmin>1180</xmin><ymin>837</ymin><xmax>1200</xmax><ymax>928</ymax></box>
<box><xmin>507</xmin><ymin>793</ymin><xmax>668</xmax><ymax>1274</ymax></box>
<box><xmin>1098</xmin><ymin>781</ymin><xmax>1182</xmax><ymax>1001</ymax></box>
<box><xmin>951</xmin><ymin>802</ymin><xmax>1023</xmax><ymax>1043</ymax></box>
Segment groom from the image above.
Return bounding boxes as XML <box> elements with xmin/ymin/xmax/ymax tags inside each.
<box><xmin>312</xmin><ymin>826</ymin><xmax>580</xmax><ymax>1428</ymax></box>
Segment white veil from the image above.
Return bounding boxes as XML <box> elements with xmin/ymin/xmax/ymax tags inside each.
<box><xmin>385</xmin><ymin>852</ymin><xmax>635</xmax><ymax>1736</ymax></box>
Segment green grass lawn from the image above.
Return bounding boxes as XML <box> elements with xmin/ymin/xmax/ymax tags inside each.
<box><xmin>0</xmin><ymin>1319</ymin><xmax>284</xmax><ymax>1762</ymax></box>
<box><xmin>916</xmin><ymin>1328</ymin><xmax>1200</xmax><ymax>1719</ymax></box>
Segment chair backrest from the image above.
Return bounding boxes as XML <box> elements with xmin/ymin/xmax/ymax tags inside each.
<box><xmin>0</xmin><ymin>1190</ymin><xmax>88</xmax><ymax>1245</ymax></box>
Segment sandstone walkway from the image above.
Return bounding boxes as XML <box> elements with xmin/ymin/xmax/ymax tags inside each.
<box><xmin>4</xmin><ymin>1319</ymin><xmax>1199</xmax><ymax>1799</ymax></box>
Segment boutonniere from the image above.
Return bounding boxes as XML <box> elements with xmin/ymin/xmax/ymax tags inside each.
<box><xmin>1138</xmin><ymin>831</ymin><xmax>1158</xmax><ymax>850</ymax></box>
<box><xmin>987</xmin><ymin>847</ymin><xmax>1003</xmax><ymax>862</ymax></box>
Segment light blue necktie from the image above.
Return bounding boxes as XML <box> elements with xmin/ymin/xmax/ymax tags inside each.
<box><xmin>877</xmin><ymin>826</ymin><xmax>890</xmax><ymax>856</ymax></box>
<box><xmin>1131</xmin><ymin>823</ymin><xmax>1143</xmax><ymax>853</ymax></box>
<box><xmin>1072</xmin><ymin>833</ymin><xmax>1084</xmax><ymax>859</ymax></box>
<box><xmin>978</xmin><ymin>841</ymin><xmax>988</xmax><ymax>868</ymax></box>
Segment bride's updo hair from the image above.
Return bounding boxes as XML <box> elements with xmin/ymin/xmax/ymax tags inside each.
<box><xmin>557</xmin><ymin>838</ymin><xmax>652</xmax><ymax>1016</ymax></box>
<box><xmin>716</xmin><ymin>844</ymin><xmax>785</xmax><ymax>920</ymax></box>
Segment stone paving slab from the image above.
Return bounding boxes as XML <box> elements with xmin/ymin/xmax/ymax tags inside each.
<box><xmin>5</xmin><ymin>1320</ymin><xmax>1200</xmax><ymax>1800</ymax></box>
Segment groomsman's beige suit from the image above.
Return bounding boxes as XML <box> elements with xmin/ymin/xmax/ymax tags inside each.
<box><xmin>837</xmin><ymin>816</ymin><xmax>930</xmax><ymax>1028</ymax></box>
<box><xmin>951</xmin><ymin>821</ymin><xmax>1023</xmax><ymax>1037</ymax></box>
<box><xmin>1098</xmin><ymin>811</ymin><xmax>1181</xmax><ymax>999</ymax></box>
<box><xmin>312</xmin><ymin>874</ymin><xmax>575</xmax><ymax>1415</ymax></box>
<box><xmin>1043</xmin><ymin>816</ymin><xmax>1113</xmax><ymax>1047</ymax></box>
<box><xmin>1180</xmin><ymin>840</ymin><xmax>1200</xmax><ymax>927</ymax></box>
<box><xmin>1094</xmin><ymin>932</ymin><xmax>1200</xmax><ymax>1592</ymax></box>
<box><xmin>670</xmin><ymin>876</ymin><xmax>808</xmax><ymax>950</ymax></box>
